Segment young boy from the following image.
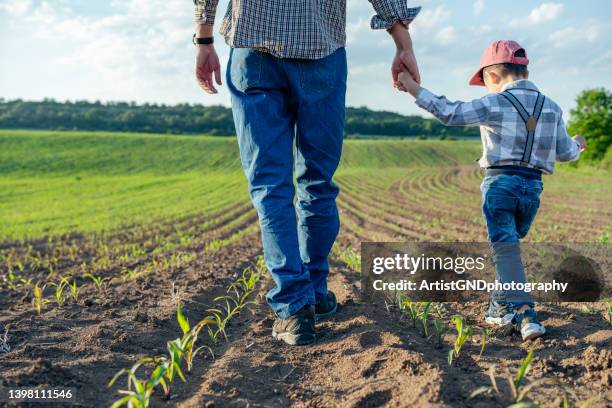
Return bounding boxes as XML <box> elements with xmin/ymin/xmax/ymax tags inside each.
<box><xmin>398</xmin><ymin>40</ymin><xmax>587</xmax><ymax>341</ymax></box>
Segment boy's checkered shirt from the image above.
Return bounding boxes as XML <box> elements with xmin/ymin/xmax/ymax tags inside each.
<box><xmin>194</xmin><ymin>1</ymin><xmax>421</xmax><ymax>59</ymax></box>
<box><xmin>416</xmin><ymin>80</ymin><xmax>581</xmax><ymax>174</ymax></box>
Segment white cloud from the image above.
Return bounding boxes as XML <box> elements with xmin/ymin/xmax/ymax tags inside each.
<box><xmin>511</xmin><ymin>2</ymin><xmax>564</xmax><ymax>27</ymax></box>
<box><xmin>4</xmin><ymin>0</ymin><xmax>203</xmax><ymax>102</ymax></box>
<box><xmin>548</xmin><ymin>25</ymin><xmax>605</xmax><ymax>48</ymax></box>
<box><xmin>412</xmin><ymin>6</ymin><xmax>450</xmax><ymax>30</ymax></box>
<box><xmin>527</xmin><ymin>2</ymin><xmax>564</xmax><ymax>23</ymax></box>
<box><xmin>346</xmin><ymin>17</ymin><xmax>372</xmax><ymax>45</ymax></box>
<box><xmin>0</xmin><ymin>0</ymin><xmax>32</xmax><ymax>16</ymax></box>
<box><xmin>435</xmin><ymin>26</ymin><xmax>457</xmax><ymax>46</ymax></box>
<box><xmin>473</xmin><ymin>0</ymin><xmax>485</xmax><ymax>16</ymax></box>
<box><xmin>346</xmin><ymin>1</ymin><xmax>372</xmax><ymax>14</ymax></box>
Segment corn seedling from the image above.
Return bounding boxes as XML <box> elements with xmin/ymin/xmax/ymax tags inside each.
<box><xmin>165</xmin><ymin>338</ymin><xmax>186</xmax><ymax>385</ymax></box>
<box><xmin>420</xmin><ymin>302</ymin><xmax>432</xmax><ymax>337</ymax></box>
<box><xmin>581</xmin><ymin>305</ymin><xmax>597</xmax><ymax>314</ymax></box>
<box><xmin>207</xmin><ymin>304</ymin><xmax>234</xmax><ymax>345</ymax></box>
<box><xmin>433</xmin><ymin>319</ymin><xmax>445</xmax><ymax>349</ymax></box>
<box><xmin>110</xmin><ymin>378</ymin><xmax>153</xmax><ymax>408</ymax></box>
<box><xmin>19</xmin><ymin>277</ymin><xmax>33</xmax><ymax>287</ymax></box>
<box><xmin>228</xmin><ymin>267</ymin><xmax>255</xmax><ymax>298</ymax></box>
<box><xmin>606</xmin><ymin>301</ymin><xmax>612</xmax><ymax>324</ymax></box>
<box><xmin>514</xmin><ymin>348</ymin><xmax>534</xmax><ymax>390</ymax></box>
<box><xmin>121</xmin><ymin>269</ymin><xmax>135</xmax><ymax>282</ymax></box>
<box><xmin>48</xmin><ymin>280</ymin><xmax>67</xmax><ymax>307</ymax></box>
<box><xmin>109</xmin><ymin>357</ymin><xmax>167</xmax><ymax>407</ymax></box>
<box><xmin>469</xmin><ymin>348</ymin><xmax>546</xmax><ymax>406</ymax></box>
<box><xmin>33</xmin><ymin>282</ymin><xmax>44</xmax><ymax>315</ymax></box>
<box><xmin>480</xmin><ymin>328</ymin><xmax>492</xmax><ymax>358</ymax></box>
<box><xmin>207</xmin><ymin>265</ymin><xmax>263</xmax><ymax>344</ymax></box>
<box><xmin>204</xmin><ymin>239</ymin><xmax>224</xmax><ymax>253</ymax></box>
<box><xmin>339</xmin><ymin>246</ymin><xmax>361</xmax><ymax>272</ymax></box>
<box><xmin>331</xmin><ymin>243</ymin><xmax>357</xmax><ymax>271</ymax></box>
<box><xmin>4</xmin><ymin>270</ymin><xmax>17</xmax><ymax>290</ymax></box>
<box><xmin>448</xmin><ymin>315</ymin><xmax>475</xmax><ymax>366</ymax></box>
<box><xmin>84</xmin><ymin>273</ymin><xmax>109</xmax><ymax>291</ymax></box>
<box><xmin>558</xmin><ymin>383</ymin><xmax>594</xmax><ymax>408</ymax></box>
<box><xmin>398</xmin><ymin>297</ymin><xmax>419</xmax><ymax>328</ymax></box>
<box><xmin>256</xmin><ymin>255</ymin><xmax>266</xmax><ymax>273</ymax></box>
<box><xmin>61</xmin><ymin>278</ymin><xmax>79</xmax><ymax>302</ymax></box>
<box><xmin>176</xmin><ymin>303</ymin><xmax>215</xmax><ymax>372</ymax></box>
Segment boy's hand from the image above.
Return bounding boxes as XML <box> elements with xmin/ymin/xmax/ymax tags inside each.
<box><xmin>397</xmin><ymin>71</ymin><xmax>421</xmax><ymax>98</ymax></box>
<box><xmin>573</xmin><ymin>135</ymin><xmax>587</xmax><ymax>152</ymax></box>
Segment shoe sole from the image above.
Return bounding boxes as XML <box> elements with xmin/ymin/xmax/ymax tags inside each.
<box><xmin>315</xmin><ymin>302</ymin><xmax>338</xmax><ymax>322</ymax></box>
<box><xmin>521</xmin><ymin>323</ymin><xmax>546</xmax><ymax>341</ymax></box>
<box><xmin>485</xmin><ymin>313</ymin><xmax>515</xmax><ymax>326</ymax></box>
<box><xmin>272</xmin><ymin>330</ymin><xmax>316</xmax><ymax>346</ymax></box>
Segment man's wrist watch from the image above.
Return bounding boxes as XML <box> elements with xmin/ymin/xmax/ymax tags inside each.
<box><xmin>193</xmin><ymin>34</ymin><xmax>214</xmax><ymax>45</ymax></box>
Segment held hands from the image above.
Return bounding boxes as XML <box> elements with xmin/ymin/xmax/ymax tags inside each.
<box><xmin>389</xmin><ymin>21</ymin><xmax>421</xmax><ymax>92</ymax></box>
<box><xmin>573</xmin><ymin>135</ymin><xmax>587</xmax><ymax>152</ymax></box>
<box><xmin>397</xmin><ymin>71</ymin><xmax>421</xmax><ymax>98</ymax></box>
<box><xmin>195</xmin><ymin>44</ymin><xmax>222</xmax><ymax>94</ymax></box>
<box><xmin>392</xmin><ymin>48</ymin><xmax>421</xmax><ymax>90</ymax></box>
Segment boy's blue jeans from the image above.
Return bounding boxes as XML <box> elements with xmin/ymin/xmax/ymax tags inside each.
<box><xmin>481</xmin><ymin>173</ymin><xmax>543</xmax><ymax>307</ymax></box>
<box><xmin>227</xmin><ymin>47</ymin><xmax>347</xmax><ymax>319</ymax></box>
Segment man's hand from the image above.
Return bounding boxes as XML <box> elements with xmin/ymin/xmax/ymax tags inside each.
<box><xmin>397</xmin><ymin>71</ymin><xmax>421</xmax><ymax>97</ymax></box>
<box><xmin>573</xmin><ymin>135</ymin><xmax>587</xmax><ymax>152</ymax></box>
<box><xmin>196</xmin><ymin>44</ymin><xmax>222</xmax><ymax>94</ymax></box>
<box><xmin>194</xmin><ymin>24</ymin><xmax>221</xmax><ymax>94</ymax></box>
<box><xmin>389</xmin><ymin>21</ymin><xmax>421</xmax><ymax>90</ymax></box>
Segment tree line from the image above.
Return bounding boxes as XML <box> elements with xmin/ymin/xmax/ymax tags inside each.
<box><xmin>0</xmin><ymin>99</ymin><xmax>478</xmax><ymax>139</ymax></box>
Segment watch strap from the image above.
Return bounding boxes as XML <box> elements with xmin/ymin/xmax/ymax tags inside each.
<box><xmin>193</xmin><ymin>34</ymin><xmax>214</xmax><ymax>45</ymax></box>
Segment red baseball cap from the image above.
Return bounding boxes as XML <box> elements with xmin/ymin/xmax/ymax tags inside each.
<box><xmin>469</xmin><ymin>40</ymin><xmax>529</xmax><ymax>86</ymax></box>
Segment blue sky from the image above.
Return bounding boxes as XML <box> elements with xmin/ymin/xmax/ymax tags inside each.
<box><xmin>1</xmin><ymin>0</ymin><xmax>611</xmax><ymax>119</ymax></box>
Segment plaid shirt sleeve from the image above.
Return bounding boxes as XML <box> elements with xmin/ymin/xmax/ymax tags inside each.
<box><xmin>194</xmin><ymin>0</ymin><xmax>218</xmax><ymax>25</ymax></box>
<box><xmin>555</xmin><ymin>113</ymin><xmax>581</xmax><ymax>162</ymax></box>
<box><xmin>369</xmin><ymin>1</ymin><xmax>421</xmax><ymax>30</ymax></box>
<box><xmin>415</xmin><ymin>87</ymin><xmax>493</xmax><ymax>127</ymax></box>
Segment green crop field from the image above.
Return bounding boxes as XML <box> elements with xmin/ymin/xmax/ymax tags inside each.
<box><xmin>0</xmin><ymin>130</ymin><xmax>609</xmax><ymax>242</ymax></box>
<box><xmin>0</xmin><ymin>130</ymin><xmax>246</xmax><ymax>240</ymax></box>
<box><xmin>0</xmin><ymin>130</ymin><xmax>480</xmax><ymax>240</ymax></box>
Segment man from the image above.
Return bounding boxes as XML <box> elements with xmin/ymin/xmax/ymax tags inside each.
<box><xmin>193</xmin><ymin>0</ymin><xmax>421</xmax><ymax>346</ymax></box>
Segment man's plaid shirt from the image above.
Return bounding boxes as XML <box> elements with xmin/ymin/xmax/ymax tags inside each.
<box><xmin>194</xmin><ymin>1</ymin><xmax>421</xmax><ymax>59</ymax></box>
<box><xmin>416</xmin><ymin>80</ymin><xmax>581</xmax><ymax>174</ymax></box>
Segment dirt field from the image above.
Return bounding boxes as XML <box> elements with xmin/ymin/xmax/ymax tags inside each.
<box><xmin>1</xmin><ymin>136</ymin><xmax>611</xmax><ymax>407</ymax></box>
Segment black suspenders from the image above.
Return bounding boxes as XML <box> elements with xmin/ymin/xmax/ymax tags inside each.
<box><xmin>500</xmin><ymin>91</ymin><xmax>545</xmax><ymax>167</ymax></box>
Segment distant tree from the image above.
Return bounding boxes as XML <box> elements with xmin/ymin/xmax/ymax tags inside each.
<box><xmin>567</xmin><ymin>88</ymin><xmax>612</xmax><ymax>162</ymax></box>
<box><xmin>0</xmin><ymin>99</ymin><xmax>480</xmax><ymax>138</ymax></box>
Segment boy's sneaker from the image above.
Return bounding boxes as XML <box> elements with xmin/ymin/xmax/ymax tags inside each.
<box><xmin>272</xmin><ymin>305</ymin><xmax>316</xmax><ymax>346</ymax></box>
<box><xmin>484</xmin><ymin>301</ymin><xmax>516</xmax><ymax>326</ymax></box>
<box><xmin>315</xmin><ymin>291</ymin><xmax>338</xmax><ymax>321</ymax></box>
<box><xmin>516</xmin><ymin>308</ymin><xmax>546</xmax><ymax>341</ymax></box>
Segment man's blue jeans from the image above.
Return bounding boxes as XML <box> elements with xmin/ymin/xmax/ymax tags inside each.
<box><xmin>481</xmin><ymin>174</ymin><xmax>543</xmax><ymax>306</ymax></box>
<box><xmin>227</xmin><ymin>47</ymin><xmax>347</xmax><ymax>319</ymax></box>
